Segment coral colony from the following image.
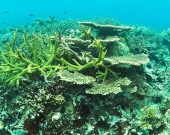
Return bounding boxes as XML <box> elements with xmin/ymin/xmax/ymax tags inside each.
<box><xmin>0</xmin><ymin>17</ymin><xmax>170</xmax><ymax>134</ymax></box>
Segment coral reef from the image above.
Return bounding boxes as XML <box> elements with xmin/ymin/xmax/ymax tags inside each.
<box><xmin>0</xmin><ymin>17</ymin><xmax>170</xmax><ymax>135</ymax></box>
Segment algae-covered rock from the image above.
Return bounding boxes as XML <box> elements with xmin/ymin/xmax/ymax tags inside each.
<box><xmin>1</xmin><ymin>32</ymin><xmax>13</xmax><ymax>43</ymax></box>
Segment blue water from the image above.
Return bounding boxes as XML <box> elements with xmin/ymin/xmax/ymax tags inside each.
<box><xmin>0</xmin><ymin>0</ymin><xmax>169</xmax><ymax>32</ymax></box>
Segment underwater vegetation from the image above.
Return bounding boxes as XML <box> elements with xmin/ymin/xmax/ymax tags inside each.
<box><xmin>0</xmin><ymin>17</ymin><xmax>170</xmax><ymax>135</ymax></box>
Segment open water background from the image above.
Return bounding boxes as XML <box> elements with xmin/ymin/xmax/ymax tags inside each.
<box><xmin>0</xmin><ymin>0</ymin><xmax>169</xmax><ymax>32</ymax></box>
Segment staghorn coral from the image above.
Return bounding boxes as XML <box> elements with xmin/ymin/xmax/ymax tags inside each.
<box><xmin>0</xmin><ymin>30</ymin><xmax>118</xmax><ymax>86</ymax></box>
<box><xmin>80</xmin><ymin>25</ymin><xmax>92</xmax><ymax>40</ymax></box>
<box><xmin>56</xmin><ymin>38</ymin><xmax>118</xmax><ymax>80</ymax></box>
<box><xmin>1</xmin><ymin>18</ymin><xmax>170</xmax><ymax>135</ymax></box>
<box><xmin>85</xmin><ymin>77</ymin><xmax>131</xmax><ymax>95</ymax></box>
<box><xmin>0</xmin><ymin>22</ymin><xmax>149</xmax><ymax>87</ymax></box>
<box><xmin>0</xmin><ymin>31</ymin><xmax>63</xmax><ymax>86</ymax></box>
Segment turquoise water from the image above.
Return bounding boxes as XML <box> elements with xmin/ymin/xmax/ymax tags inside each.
<box><xmin>0</xmin><ymin>0</ymin><xmax>170</xmax><ymax>32</ymax></box>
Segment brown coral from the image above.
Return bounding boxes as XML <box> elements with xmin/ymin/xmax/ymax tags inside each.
<box><xmin>85</xmin><ymin>77</ymin><xmax>131</xmax><ymax>95</ymax></box>
<box><xmin>57</xmin><ymin>70</ymin><xmax>95</xmax><ymax>85</ymax></box>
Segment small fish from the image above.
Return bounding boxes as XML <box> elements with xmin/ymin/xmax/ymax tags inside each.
<box><xmin>4</xmin><ymin>11</ymin><xmax>9</xmax><ymax>14</ymax></box>
<box><xmin>120</xmin><ymin>37</ymin><xmax>125</xmax><ymax>42</ymax></box>
<box><xmin>103</xmin><ymin>79</ymin><xmax>115</xmax><ymax>85</ymax></box>
<box><xmin>29</xmin><ymin>14</ymin><xmax>34</xmax><ymax>16</ymax></box>
<box><xmin>63</xmin><ymin>12</ymin><xmax>66</xmax><ymax>14</ymax></box>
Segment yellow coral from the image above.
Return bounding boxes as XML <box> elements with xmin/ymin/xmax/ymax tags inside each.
<box><xmin>55</xmin><ymin>95</ymin><xmax>66</xmax><ymax>104</ymax></box>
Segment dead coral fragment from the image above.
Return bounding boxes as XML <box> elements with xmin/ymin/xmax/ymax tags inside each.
<box><xmin>57</xmin><ymin>70</ymin><xmax>95</xmax><ymax>85</ymax></box>
<box><xmin>86</xmin><ymin>77</ymin><xmax>131</xmax><ymax>95</ymax></box>
<box><xmin>104</xmin><ymin>53</ymin><xmax>149</xmax><ymax>66</ymax></box>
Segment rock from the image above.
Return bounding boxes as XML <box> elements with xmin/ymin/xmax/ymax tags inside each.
<box><xmin>1</xmin><ymin>32</ymin><xmax>13</xmax><ymax>43</ymax></box>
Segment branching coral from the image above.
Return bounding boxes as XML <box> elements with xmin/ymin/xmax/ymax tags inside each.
<box><xmin>56</xmin><ymin>39</ymin><xmax>119</xmax><ymax>80</ymax></box>
<box><xmin>0</xmin><ymin>25</ymin><xmax>149</xmax><ymax>87</ymax></box>
<box><xmin>80</xmin><ymin>25</ymin><xmax>92</xmax><ymax>40</ymax></box>
<box><xmin>0</xmin><ymin>31</ymin><xmax>118</xmax><ymax>86</ymax></box>
<box><xmin>0</xmin><ymin>31</ymin><xmax>63</xmax><ymax>86</ymax></box>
